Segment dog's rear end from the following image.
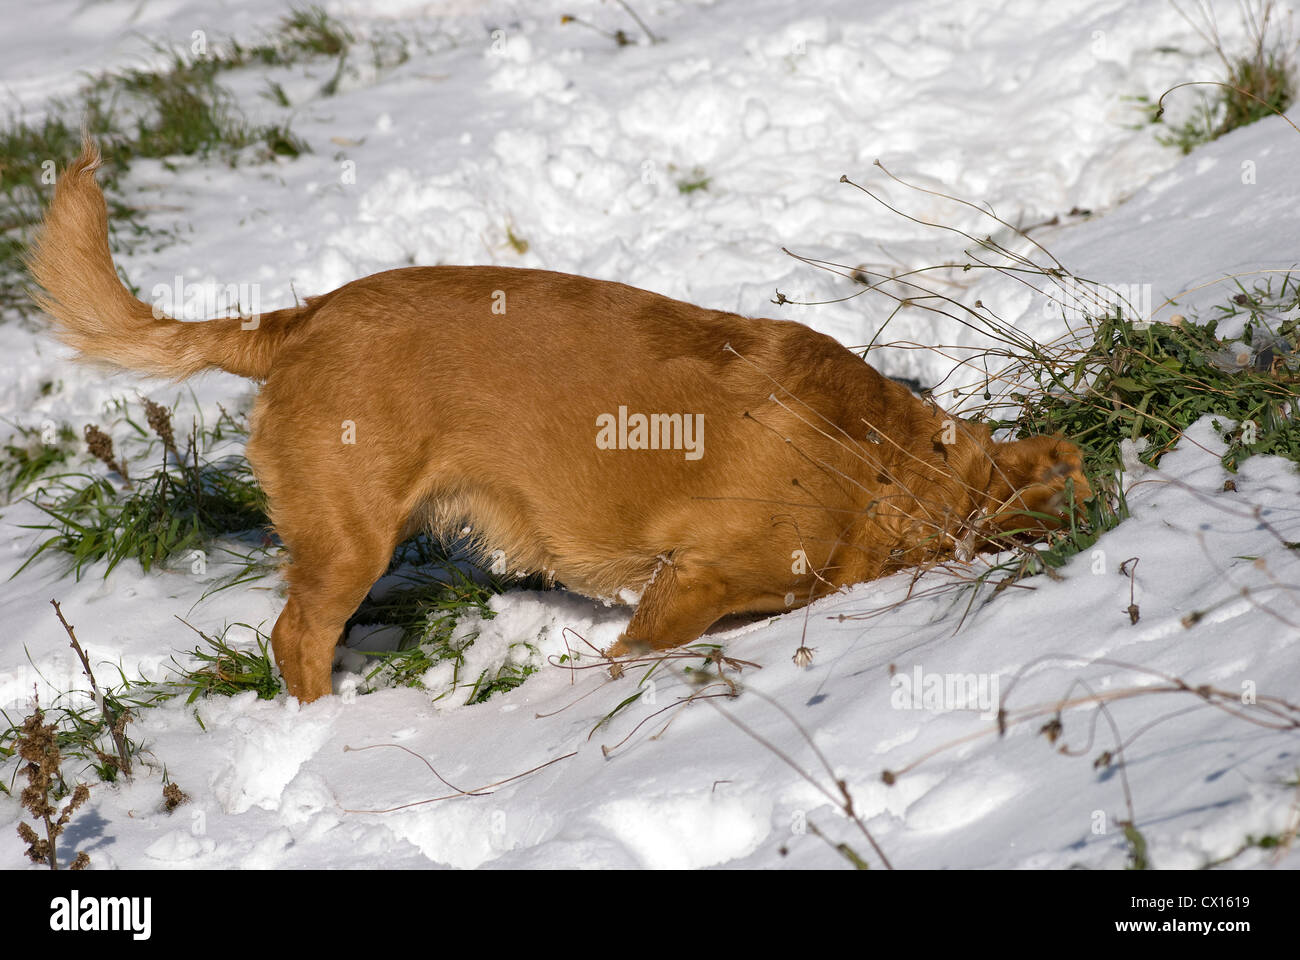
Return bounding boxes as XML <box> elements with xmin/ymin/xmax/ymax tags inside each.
<box><xmin>29</xmin><ymin>140</ymin><xmax>1091</xmax><ymax>702</ymax></box>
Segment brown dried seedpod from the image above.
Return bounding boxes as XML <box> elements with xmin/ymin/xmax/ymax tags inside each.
<box><xmin>15</xmin><ymin>706</ymin><xmax>92</xmax><ymax>870</ymax></box>
<box><xmin>84</xmin><ymin>423</ymin><xmax>129</xmax><ymax>483</ymax></box>
<box><xmin>162</xmin><ymin>781</ymin><xmax>189</xmax><ymax>813</ymax></box>
<box><xmin>143</xmin><ymin>397</ymin><xmax>177</xmax><ymax>451</ymax></box>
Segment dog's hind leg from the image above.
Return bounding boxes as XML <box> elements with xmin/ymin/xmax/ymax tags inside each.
<box><xmin>249</xmin><ymin>422</ymin><xmax>412</xmax><ymax>703</ymax></box>
<box><xmin>269</xmin><ymin>507</ymin><xmax>405</xmax><ymax>703</ymax></box>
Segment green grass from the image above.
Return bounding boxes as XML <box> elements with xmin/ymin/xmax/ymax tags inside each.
<box><xmin>0</xmin><ymin>623</ymin><xmax>285</xmax><ymax>787</ymax></box>
<box><xmin>171</xmin><ymin>623</ymin><xmax>281</xmax><ymax>705</ymax></box>
<box><xmin>999</xmin><ymin>276</ymin><xmax>1300</xmax><ymax>476</ymax></box>
<box><xmin>0</xmin><ymin>69</ymin><xmax>297</xmax><ymax>311</ymax></box>
<box><xmin>349</xmin><ymin>542</ymin><xmax>549</xmax><ymax>704</ymax></box>
<box><xmin>1217</xmin><ymin>49</ymin><xmax>1294</xmax><ymax>134</ymax></box>
<box><xmin>1147</xmin><ymin>50</ymin><xmax>1294</xmax><ymax>153</ymax></box>
<box><xmin>0</xmin><ymin>3</ymin><xmax>420</xmax><ymax>319</ymax></box>
<box><xmin>15</xmin><ymin>402</ymin><xmax>270</xmax><ymax>579</ymax></box>
<box><xmin>0</xmin><ymin>6</ymin><xmax>376</xmax><ymax>323</ymax></box>
<box><xmin>1137</xmin><ymin>0</ymin><xmax>1295</xmax><ymax>154</ymax></box>
<box><xmin>1</xmin><ymin>420</ymin><xmax>78</xmax><ymax>499</ymax></box>
<box><xmin>504</xmin><ymin>221</ymin><xmax>530</xmax><ymax>256</ymax></box>
<box><xmin>0</xmin><ymin>655</ymin><xmax>171</xmax><ymax>787</ymax></box>
<box><xmin>277</xmin><ymin>6</ymin><xmax>354</xmax><ymax>58</ymax></box>
<box><xmin>167</xmin><ymin>545</ymin><xmax>546</xmax><ymax>709</ymax></box>
<box><xmin>934</xmin><ymin>275</ymin><xmax>1299</xmax><ymax>613</ymax></box>
<box><xmin>116</xmin><ymin>56</ymin><xmax>264</xmax><ymax>159</ymax></box>
<box><xmin>673</xmin><ymin>165</ymin><xmax>711</xmax><ymax>194</ymax></box>
<box><xmin>0</xmin><ymin>92</ymin><xmax>125</xmax><ymax>319</ymax></box>
<box><xmin>1123</xmin><ymin>821</ymin><xmax>1151</xmax><ymax>870</ymax></box>
<box><xmin>986</xmin><ymin>480</ymin><xmax>1131</xmax><ymax>590</ymax></box>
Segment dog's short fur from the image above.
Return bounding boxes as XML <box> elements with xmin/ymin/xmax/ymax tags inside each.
<box><xmin>27</xmin><ymin>141</ymin><xmax>1091</xmax><ymax>702</ymax></box>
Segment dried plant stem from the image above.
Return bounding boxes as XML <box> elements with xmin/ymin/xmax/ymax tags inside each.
<box><xmin>50</xmin><ymin>598</ymin><xmax>132</xmax><ymax>778</ymax></box>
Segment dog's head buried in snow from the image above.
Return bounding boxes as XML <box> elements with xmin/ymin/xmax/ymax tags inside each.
<box><xmin>27</xmin><ymin>140</ymin><xmax>1092</xmax><ymax>702</ymax></box>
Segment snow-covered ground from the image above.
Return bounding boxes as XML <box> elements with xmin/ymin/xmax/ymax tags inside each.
<box><xmin>1</xmin><ymin>0</ymin><xmax>1297</xmax><ymax>870</ymax></box>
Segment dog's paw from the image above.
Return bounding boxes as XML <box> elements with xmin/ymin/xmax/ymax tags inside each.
<box><xmin>602</xmin><ymin>634</ymin><xmax>651</xmax><ymax>679</ymax></box>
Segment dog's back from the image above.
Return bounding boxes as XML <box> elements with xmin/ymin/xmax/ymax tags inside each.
<box><xmin>249</xmin><ymin>264</ymin><xmax>923</xmax><ymax>598</ymax></box>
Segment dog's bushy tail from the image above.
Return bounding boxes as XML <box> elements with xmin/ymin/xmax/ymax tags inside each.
<box><xmin>25</xmin><ymin>138</ymin><xmax>307</xmax><ymax>381</ymax></box>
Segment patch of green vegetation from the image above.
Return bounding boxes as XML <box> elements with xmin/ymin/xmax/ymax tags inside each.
<box><xmin>0</xmin><ymin>620</ymin><xmax>287</xmax><ymax>792</ymax></box>
<box><xmin>172</xmin><ymin>623</ymin><xmax>281</xmax><ymax>704</ymax></box>
<box><xmin>258</xmin><ymin>123</ymin><xmax>311</xmax><ymax>159</ymax></box>
<box><xmin>0</xmin><ymin>81</ymin><xmax>295</xmax><ymax>322</ymax></box>
<box><xmin>1216</xmin><ymin>49</ymin><xmax>1293</xmax><ymax>133</ymax></box>
<box><xmin>108</xmin><ymin>53</ymin><xmax>306</xmax><ymax>161</ymax></box>
<box><xmin>504</xmin><ymin>221</ymin><xmax>530</xmax><ymax>256</ymax></box>
<box><xmin>0</xmin><ymin>94</ymin><xmax>120</xmax><ymax>318</ymax></box>
<box><xmin>1144</xmin><ymin>58</ymin><xmax>1293</xmax><ymax>153</ymax></box>
<box><xmin>350</xmin><ymin>541</ymin><xmax>548</xmax><ymax>704</ymax></box>
<box><xmin>673</xmin><ymin>165</ymin><xmax>711</xmax><ymax>194</ymax></box>
<box><xmin>278</xmin><ymin>5</ymin><xmax>355</xmax><ymax>58</ymax></box>
<box><xmin>15</xmin><ymin>402</ymin><xmax>270</xmax><ymax>579</ymax></box>
<box><xmin>232</xmin><ymin>6</ymin><xmax>411</xmax><ymax>88</ymax></box>
<box><xmin>1002</xmin><ymin>277</ymin><xmax>1300</xmax><ymax>476</ymax></box>
<box><xmin>997</xmin><ymin>481</ymin><xmax>1130</xmax><ymax>588</ymax></box>
<box><xmin>946</xmin><ymin>277</ymin><xmax>1298</xmax><ymax>603</ymax></box>
<box><xmin>1137</xmin><ymin>0</ymin><xmax>1295</xmax><ymax>154</ymax></box>
<box><xmin>1</xmin><ymin>419</ymin><xmax>78</xmax><ymax>499</ymax></box>
<box><xmin>0</xmin><ymin>6</ymin><xmax>372</xmax><ymax>322</ymax></box>
<box><xmin>1123</xmin><ymin>821</ymin><xmax>1151</xmax><ymax>870</ymax></box>
<box><xmin>0</xmin><ymin>660</ymin><xmax>169</xmax><ymax>787</ymax></box>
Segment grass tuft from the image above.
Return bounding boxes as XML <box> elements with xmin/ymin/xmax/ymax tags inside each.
<box><xmin>1001</xmin><ymin>276</ymin><xmax>1300</xmax><ymax>475</ymax></box>
<box><xmin>1</xmin><ymin>420</ymin><xmax>77</xmax><ymax>499</ymax></box>
<box><xmin>171</xmin><ymin>622</ymin><xmax>282</xmax><ymax>703</ymax></box>
<box><xmin>280</xmin><ymin>5</ymin><xmax>354</xmax><ymax>58</ymax></box>
<box><xmin>15</xmin><ymin>402</ymin><xmax>270</xmax><ymax>579</ymax></box>
<box><xmin>1</xmin><ymin>654</ymin><xmax>168</xmax><ymax>787</ymax></box>
<box><xmin>1144</xmin><ymin>0</ymin><xmax>1296</xmax><ymax>153</ymax></box>
<box><xmin>349</xmin><ymin>543</ymin><xmax>549</xmax><ymax>704</ymax></box>
<box><xmin>673</xmin><ymin>164</ymin><xmax>711</xmax><ymax>194</ymax></box>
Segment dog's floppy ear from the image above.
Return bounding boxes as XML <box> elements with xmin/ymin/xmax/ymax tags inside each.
<box><xmin>984</xmin><ymin>436</ymin><xmax>1092</xmax><ymax>536</ymax></box>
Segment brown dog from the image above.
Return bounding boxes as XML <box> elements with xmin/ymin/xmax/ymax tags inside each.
<box><xmin>27</xmin><ymin>141</ymin><xmax>1091</xmax><ymax>702</ymax></box>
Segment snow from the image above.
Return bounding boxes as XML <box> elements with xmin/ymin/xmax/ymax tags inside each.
<box><xmin>1</xmin><ymin>0</ymin><xmax>1297</xmax><ymax>870</ymax></box>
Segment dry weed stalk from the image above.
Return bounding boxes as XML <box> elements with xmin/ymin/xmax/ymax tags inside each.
<box><xmin>340</xmin><ymin>743</ymin><xmax>576</xmax><ymax>814</ymax></box>
<box><xmin>51</xmin><ymin>598</ymin><xmax>132</xmax><ymax>778</ymax></box>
